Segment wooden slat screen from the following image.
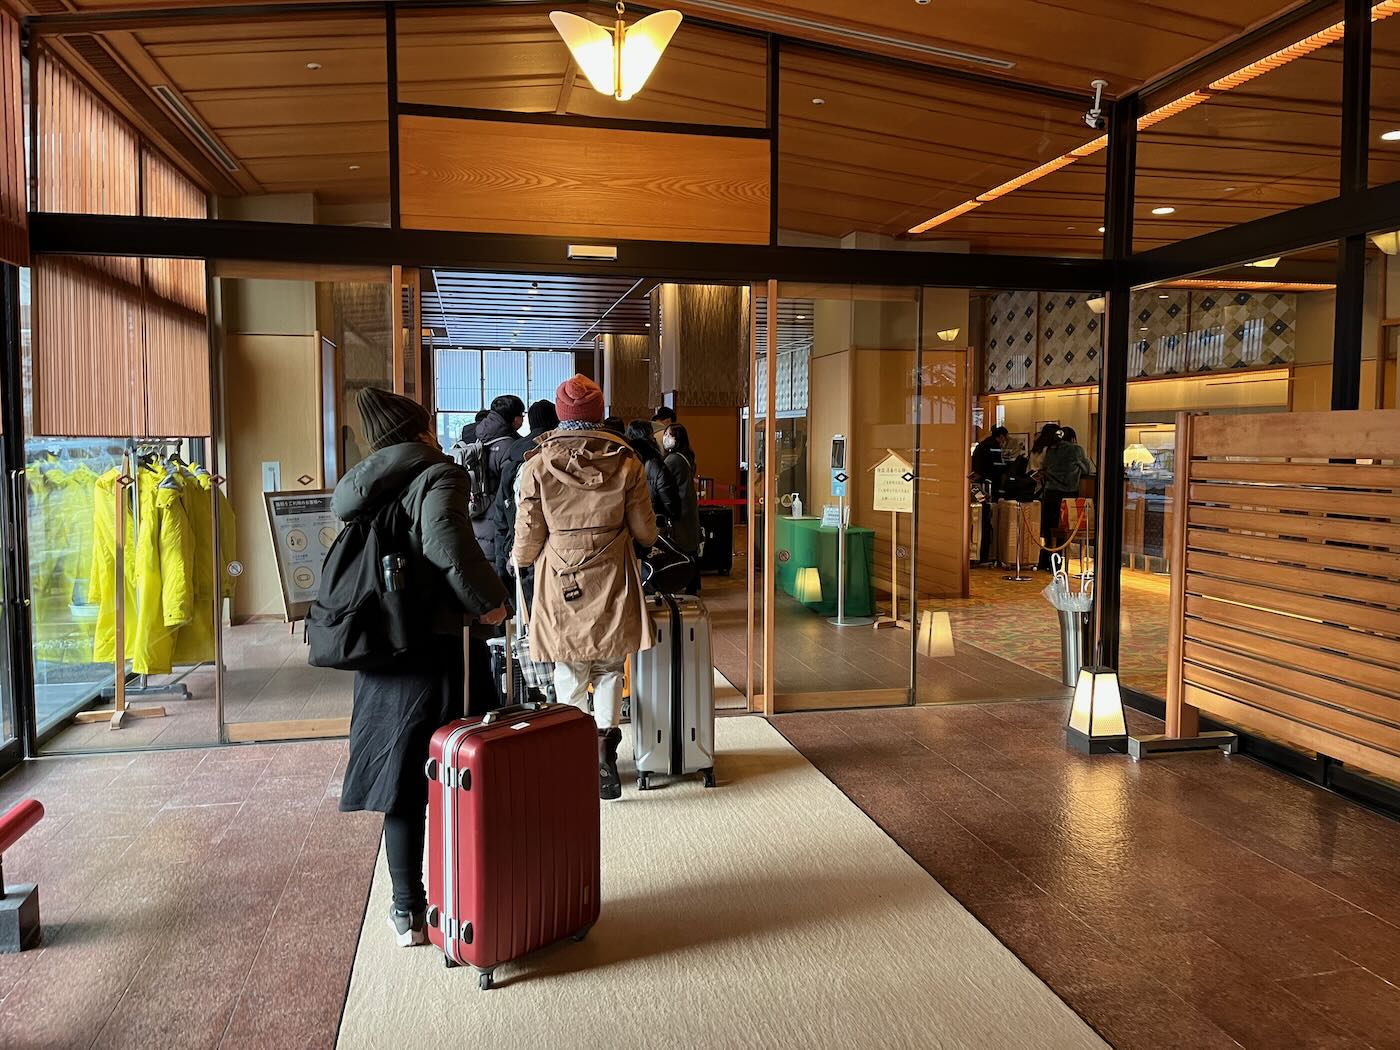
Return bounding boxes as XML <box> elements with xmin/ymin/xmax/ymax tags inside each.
<box><xmin>0</xmin><ymin>11</ymin><xmax>26</xmax><ymax>266</ymax></box>
<box><xmin>36</xmin><ymin>53</ymin><xmax>139</xmax><ymax>215</ymax></box>
<box><xmin>32</xmin><ymin>58</ymin><xmax>211</xmax><ymax>437</ymax></box>
<box><xmin>1166</xmin><ymin>408</ymin><xmax>1400</xmax><ymax>780</ymax></box>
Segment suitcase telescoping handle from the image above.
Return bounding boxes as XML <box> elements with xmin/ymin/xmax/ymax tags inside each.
<box><xmin>481</xmin><ymin>702</ymin><xmax>547</xmax><ymax>725</ymax></box>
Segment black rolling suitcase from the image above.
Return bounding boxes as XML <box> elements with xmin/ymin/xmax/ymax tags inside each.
<box><xmin>696</xmin><ymin>506</ymin><xmax>733</xmax><ymax>575</ymax></box>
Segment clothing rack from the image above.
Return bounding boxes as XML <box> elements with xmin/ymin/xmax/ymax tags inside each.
<box><xmin>74</xmin><ymin>450</ymin><xmax>170</xmax><ymax>729</ymax></box>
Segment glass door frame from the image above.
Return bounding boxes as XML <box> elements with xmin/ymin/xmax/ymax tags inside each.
<box><xmin>749</xmin><ymin>280</ymin><xmax>934</xmax><ymax>716</ymax></box>
<box><xmin>1</xmin><ymin>263</ymin><xmax>34</xmax><ymax>772</ymax></box>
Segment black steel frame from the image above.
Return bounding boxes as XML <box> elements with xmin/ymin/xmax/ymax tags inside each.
<box><xmin>6</xmin><ymin>0</ymin><xmax>1396</xmax><ymax>767</ymax></box>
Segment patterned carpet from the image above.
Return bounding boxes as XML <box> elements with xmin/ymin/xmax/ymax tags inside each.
<box><xmin>937</xmin><ymin>567</ymin><xmax>1170</xmax><ymax>700</ymax></box>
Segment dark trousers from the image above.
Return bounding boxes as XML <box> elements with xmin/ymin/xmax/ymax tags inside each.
<box><xmin>1038</xmin><ymin>490</ymin><xmax>1073</xmax><ymax>570</ymax></box>
<box><xmin>383</xmin><ymin>636</ymin><xmax>498</xmax><ymax>915</ymax></box>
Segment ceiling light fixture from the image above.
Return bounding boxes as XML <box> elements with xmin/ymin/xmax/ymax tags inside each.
<box><xmin>305</xmin><ymin>62</ymin><xmax>321</xmax><ymax>70</ymax></box>
<box><xmin>550</xmin><ymin>2</ymin><xmax>682</xmax><ymax>102</ymax></box>
<box><xmin>1372</xmin><ymin>231</ymin><xmax>1400</xmax><ymax>255</ymax></box>
<box><xmin>1165</xmin><ymin>279</ymin><xmax>1336</xmax><ymax>292</ymax></box>
<box><xmin>348</xmin><ymin>164</ymin><xmax>361</xmax><ymax>171</ymax></box>
<box><xmin>1245</xmin><ymin>257</ymin><xmax>1282</xmax><ymax>268</ymax></box>
<box><xmin>906</xmin><ymin>0</ymin><xmax>1400</xmax><ymax>236</ymax></box>
<box><xmin>1098</xmin><ymin>226</ymin><xmax>1106</xmax><ymax>233</ymax></box>
<box><xmin>1086</xmin><ymin>296</ymin><xmax>1106</xmax><ymax>315</ymax></box>
<box><xmin>1151</xmin><ymin>206</ymin><xmax>1176</xmax><ymax>215</ymax></box>
<box><xmin>1383</xmin><ymin>130</ymin><xmax>1400</xmax><ymax>141</ymax></box>
<box><xmin>811</xmin><ymin>97</ymin><xmax>826</xmax><ymax>105</ymax></box>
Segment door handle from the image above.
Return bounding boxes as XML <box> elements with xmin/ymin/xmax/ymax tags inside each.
<box><xmin>8</xmin><ymin>469</ymin><xmax>30</xmax><ymax>609</ymax></box>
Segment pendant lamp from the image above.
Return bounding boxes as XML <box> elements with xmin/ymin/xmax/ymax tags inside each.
<box><xmin>550</xmin><ymin>2</ymin><xmax>683</xmax><ymax>102</ymax></box>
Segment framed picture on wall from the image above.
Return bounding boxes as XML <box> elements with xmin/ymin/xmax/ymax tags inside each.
<box><xmin>1034</xmin><ymin>419</ymin><xmax>1061</xmax><ymax>435</ymax></box>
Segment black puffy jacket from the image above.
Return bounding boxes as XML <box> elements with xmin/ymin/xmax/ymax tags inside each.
<box><xmin>468</xmin><ymin>410</ymin><xmax>517</xmax><ymax>567</ymax></box>
<box><xmin>491</xmin><ymin>426</ymin><xmax>551</xmax><ymax>576</ymax></box>
<box><xmin>330</xmin><ymin>440</ymin><xmax>507</xmax><ymax>636</ymax></box>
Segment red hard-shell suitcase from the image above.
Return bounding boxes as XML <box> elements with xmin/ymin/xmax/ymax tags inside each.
<box><xmin>425</xmin><ymin>702</ymin><xmax>600</xmax><ymax>989</ymax></box>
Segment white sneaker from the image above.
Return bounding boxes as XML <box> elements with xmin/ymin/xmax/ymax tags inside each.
<box><xmin>388</xmin><ymin>905</ymin><xmax>428</xmax><ymax>947</ymax></box>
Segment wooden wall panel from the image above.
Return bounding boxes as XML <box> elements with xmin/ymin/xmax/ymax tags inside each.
<box><xmin>37</xmin><ymin>53</ymin><xmax>139</xmax><ymax>215</ymax></box>
<box><xmin>398</xmin><ymin>115</ymin><xmax>770</xmax><ymax>244</ymax></box>
<box><xmin>32</xmin><ymin>255</ymin><xmax>144</xmax><ymax>438</ymax></box>
<box><xmin>143</xmin><ymin>294</ymin><xmax>211</xmax><ymax>437</ymax></box>
<box><xmin>1166</xmin><ymin>408</ymin><xmax>1400</xmax><ymax>782</ymax></box>
<box><xmin>0</xmin><ymin>11</ymin><xmax>25</xmax><ymax>266</ymax></box>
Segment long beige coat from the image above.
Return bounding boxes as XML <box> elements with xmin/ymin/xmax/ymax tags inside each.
<box><xmin>512</xmin><ymin>429</ymin><xmax>659</xmax><ymax>663</ymax></box>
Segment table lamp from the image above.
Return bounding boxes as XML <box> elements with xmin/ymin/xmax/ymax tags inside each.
<box><xmin>1123</xmin><ymin>444</ymin><xmax>1155</xmax><ymax>471</ymax></box>
<box><xmin>794</xmin><ymin>567</ymin><xmax>823</xmax><ymax>605</ymax></box>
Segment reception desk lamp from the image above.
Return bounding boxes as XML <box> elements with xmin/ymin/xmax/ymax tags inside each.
<box><xmin>1066</xmin><ymin>666</ymin><xmax>1128</xmax><ymax>755</ymax></box>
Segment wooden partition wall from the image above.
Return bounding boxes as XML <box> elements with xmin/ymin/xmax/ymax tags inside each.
<box><xmin>1166</xmin><ymin>408</ymin><xmax>1400</xmax><ymax>780</ymax></box>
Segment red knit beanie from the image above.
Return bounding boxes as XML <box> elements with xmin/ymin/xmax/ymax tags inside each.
<box><xmin>555</xmin><ymin>374</ymin><xmax>604</xmax><ymax>423</ymax></box>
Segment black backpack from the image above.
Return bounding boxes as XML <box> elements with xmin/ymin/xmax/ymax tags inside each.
<box><xmin>306</xmin><ymin>494</ymin><xmax>419</xmax><ymax>671</ymax></box>
<box><xmin>460</xmin><ymin>436</ymin><xmax>509</xmax><ymax>520</ymax></box>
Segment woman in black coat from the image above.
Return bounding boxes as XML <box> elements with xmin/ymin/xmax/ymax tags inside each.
<box><xmin>626</xmin><ymin>420</ymin><xmax>683</xmax><ymax>526</ymax></box>
<box><xmin>335</xmin><ymin>387</ymin><xmax>508</xmax><ymax>949</ymax></box>
<box><xmin>660</xmin><ymin>423</ymin><xmax>702</xmax><ymax>594</ymax></box>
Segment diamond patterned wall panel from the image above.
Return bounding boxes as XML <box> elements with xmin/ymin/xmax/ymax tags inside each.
<box><xmin>1189</xmin><ymin>292</ymin><xmax>1295</xmax><ymax>372</ymax></box>
<box><xmin>1038</xmin><ymin>293</ymin><xmax>1103</xmax><ymax>387</ymax></box>
<box><xmin>1128</xmin><ymin>290</ymin><xmax>1190</xmax><ymax>378</ymax></box>
<box><xmin>985</xmin><ymin>291</ymin><xmax>1038</xmax><ymax>392</ymax></box>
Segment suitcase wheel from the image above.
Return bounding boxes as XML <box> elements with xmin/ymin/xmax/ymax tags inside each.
<box><xmin>637</xmin><ymin>773</ymin><xmax>651</xmax><ymax>792</ymax></box>
<box><xmin>478</xmin><ymin>971</ymin><xmax>494</xmax><ymax>991</ymax></box>
<box><xmin>702</xmin><ymin>768</ymin><xmax>717</xmax><ymax>789</ymax></box>
<box><xmin>571</xmin><ymin>924</ymin><xmax>593</xmax><ymax>943</ymax></box>
<box><xmin>444</xmin><ymin>956</ymin><xmax>457</xmax><ymax>970</ymax></box>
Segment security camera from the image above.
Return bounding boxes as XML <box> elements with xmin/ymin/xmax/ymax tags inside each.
<box><xmin>1083</xmin><ymin>79</ymin><xmax>1108</xmax><ymax>131</ymax></box>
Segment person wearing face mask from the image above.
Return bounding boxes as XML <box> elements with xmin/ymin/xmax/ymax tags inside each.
<box><xmin>333</xmin><ymin>387</ymin><xmax>509</xmax><ymax>949</ymax></box>
<box><xmin>661</xmin><ymin>424</ymin><xmax>702</xmax><ymax>594</ymax></box>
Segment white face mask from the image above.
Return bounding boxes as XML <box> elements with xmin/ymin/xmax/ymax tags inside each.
<box><xmin>662</xmin><ymin>435</ymin><xmax>677</xmax><ymax>451</ymax></box>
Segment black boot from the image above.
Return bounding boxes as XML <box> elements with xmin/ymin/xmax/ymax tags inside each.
<box><xmin>598</xmin><ymin>727</ymin><xmax>623</xmax><ymax>801</ymax></box>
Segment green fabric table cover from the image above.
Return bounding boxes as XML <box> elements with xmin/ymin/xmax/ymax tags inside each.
<box><xmin>775</xmin><ymin>516</ymin><xmax>875</xmax><ymax>617</ymax></box>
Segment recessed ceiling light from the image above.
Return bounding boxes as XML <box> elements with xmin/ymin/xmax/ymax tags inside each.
<box><xmin>1158</xmin><ymin>294</ymin><xmax>1169</xmax><ymax>299</ymax></box>
<box><xmin>811</xmin><ymin>97</ymin><xmax>825</xmax><ymax>106</ymax></box>
<box><xmin>1066</xmin><ymin>225</ymin><xmax>1076</xmax><ymax>231</ymax></box>
<box><xmin>305</xmin><ymin>62</ymin><xmax>321</xmax><ymax>70</ymax></box>
<box><xmin>528</xmin><ymin>282</ymin><xmax>539</xmax><ymax>293</ymax></box>
<box><xmin>1098</xmin><ymin>226</ymin><xmax>1105</xmax><ymax>233</ymax></box>
<box><xmin>915</xmin><ymin>0</ymin><xmax>931</xmax><ymax>5</ymax></box>
<box><xmin>1151</xmin><ymin>206</ymin><xmax>1176</xmax><ymax>216</ymax></box>
<box><xmin>796</xmin><ymin>315</ymin><xmax>808</xmax><ymax>320</ymax></box>
<box><xmin>1382</xmin><ymin>130</ymin><xmax>1400</xmax><ymax>141</ymax></box>
<box><xmin>1246</xmin><ymin>257</ymin><xmax>1282</xmax><ymax>269</ymax></box>
<box><xmin>348</xmin><ymin>164</ymin><xmax>361</xmax><ymax>171</ymax></box>
<box><xmin>1139</xmin><ymin>327</ymin><xmax>1149</xmax><ymax>332</ymax></box>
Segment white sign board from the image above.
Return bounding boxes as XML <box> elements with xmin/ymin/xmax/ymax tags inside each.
<box><xmin>265</xmin><ymin>490</ymin><xmax>341</xmax><ymax>620</ymax></box>
<box><xmin>872</xmin><ymin>451</ymin><xmax>915</xmax><ymax>514</ymax></box>
<box><xmin>820</xmin><ymin>505</ymin><xmax>842</xmax><ymax>529</ymax></box>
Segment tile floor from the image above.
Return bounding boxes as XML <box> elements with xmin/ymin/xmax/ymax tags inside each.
<box><xmin>0</xmin><ymin>739</ymin><xmax>379</xmax><ymax>1050</ymax></box>
<box><xmin>776</xmin><ymin>702</ymin><xmax>1400</xmax><ymax>1050</ymax></box>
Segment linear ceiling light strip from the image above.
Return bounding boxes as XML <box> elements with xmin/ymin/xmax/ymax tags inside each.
<box><xmin>906</xmin><ymin>0</ymin><xmax>1396</xmax><ymax>235</ymax></box>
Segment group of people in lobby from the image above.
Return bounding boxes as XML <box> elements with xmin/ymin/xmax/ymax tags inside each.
<box><xmin>331</xmin><ymin>376</ymin><xmax>703</xmax><ymax>947</ymax></box>
<box><xmin>971</xmin><ymin>423</ymin><xmax>1095</xmax><ymax>572</ymax></box>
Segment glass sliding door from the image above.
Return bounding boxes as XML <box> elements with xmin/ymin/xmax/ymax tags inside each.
<box><xmin>755</xmin><ymin>283</ymin><xmax>923</xmax><ymax>712</ymax></box>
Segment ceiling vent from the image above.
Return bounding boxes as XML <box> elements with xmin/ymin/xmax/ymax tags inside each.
<box><xmin>153</xmin><ymin>85</ymin><xmax>240</xmax><ymax>173</ymax></box>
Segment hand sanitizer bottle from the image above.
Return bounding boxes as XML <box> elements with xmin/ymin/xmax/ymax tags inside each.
<box><xmin>791</xmin><ymin>492</ymin><xmax>803</xmax><ymax>518</ymax></box>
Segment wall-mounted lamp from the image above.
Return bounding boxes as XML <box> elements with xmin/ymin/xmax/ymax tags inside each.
<box><xmin>794</xmin><ymin>566</ymin><xmax>823</xmax><ymax>605</ymax></box>
<box><xmin>1066</xmin><ymin>667</ymin><xmax>1128</xmax><ymax>754</ymax></box>
<box><xmin>1086</xmin><ymin>296</ymin><xmax>1106</xmax><ymax>315</ymax></box>
<box><xmin>917</xmin><ymin>609</ymin><xmax>955</xmax><ymax>659</ymax></box>
<box><xmin>1245</xmin><ymin>257</ymin><xmax>1282</xmax><ymax>269</ymax></box>
<box><xmin>551</xmin><ymin>2</ymin><xmax>682</xmax><ymax>102</ymax></box>
<box><xmin>937</xmin><ymin>328</ymin><xmax>961</xmax><ymax>343</ymax></box>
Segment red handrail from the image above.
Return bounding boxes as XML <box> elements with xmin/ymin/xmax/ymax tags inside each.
<box><xmin>0</xmin><ymin>800</ymin><xmax>43</xmax><ymax>855</ymax></box>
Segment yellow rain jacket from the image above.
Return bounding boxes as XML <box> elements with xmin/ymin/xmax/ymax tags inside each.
<box><xmin>171</xmin><ymin>469</ymin><xmax>237</xmax><ymax>666</ymax></box>
<box><xmin>91</xmin><ymin>467</ymin><xmax>196</xmax><ymax>675</ymax></box>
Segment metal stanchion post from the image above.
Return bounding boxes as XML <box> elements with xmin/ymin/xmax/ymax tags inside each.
<box><xmin>1005</xmin><ymin>502</ymin><xmax>1034</xmax><ymax>583</ymax></box>
<box><xmin>829</xmin><ymin>494</ymin><xmax>873</xmax><ymax>627</ymax></box>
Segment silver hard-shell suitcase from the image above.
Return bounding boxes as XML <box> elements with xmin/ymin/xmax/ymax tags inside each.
<box><xmin>631</xmin><ymin>593</ymin><xmax>716</xmax><ymax>790</ymax></box>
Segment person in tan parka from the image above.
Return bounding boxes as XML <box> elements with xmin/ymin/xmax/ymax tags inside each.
<box><xmin>512</xmin><ymin>374</ymin><xmax>658</xmax><ymax>800</ymax></box>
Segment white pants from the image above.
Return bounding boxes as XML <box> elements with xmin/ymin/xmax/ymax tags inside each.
<box><xmin>553</xmin><ymin>658</ymin><xmax>626</xmax><ymax>730</ymax></box>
